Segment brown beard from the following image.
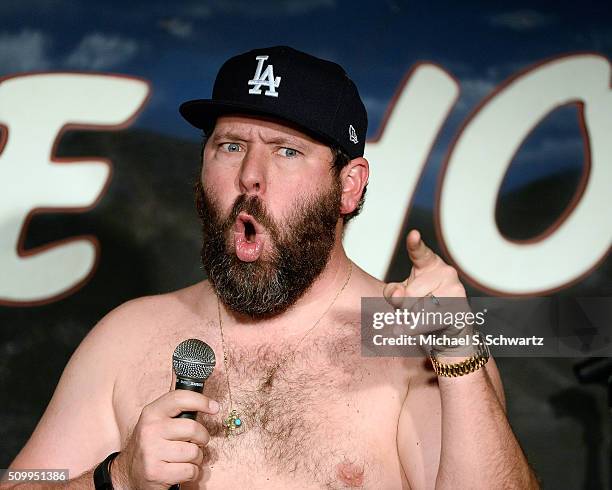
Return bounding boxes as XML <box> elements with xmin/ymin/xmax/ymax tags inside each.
<box><xmin>195</xmin><ymin>177</ymin><xmax>343</xmax><ymax>318</ymax></box>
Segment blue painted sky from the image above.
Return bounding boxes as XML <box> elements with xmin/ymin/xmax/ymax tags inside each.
<box><xmin>1</xmin><ymin>0</ymin><xmax>610</xmax><ymax>206</ymax></box>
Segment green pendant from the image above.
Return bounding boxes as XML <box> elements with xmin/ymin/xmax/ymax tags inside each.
<box><xmin>223</xmin><ymin>409</ymin><xmax>244</xmax><ymax>436</ymax></box>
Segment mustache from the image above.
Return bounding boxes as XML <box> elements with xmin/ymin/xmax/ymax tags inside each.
<box><xmin>226</xmin><ymin>194</ymin><xmax>278</xmax><ymax>235</ymax></box>
<box><xmin>197</xmin><ymin>185</ymin><xmax>281</xmax><ymax>240</ymax></box>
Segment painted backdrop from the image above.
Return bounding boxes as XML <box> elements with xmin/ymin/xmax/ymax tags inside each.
<box><xmin>1</xmin><ymin>1</ymin><xmax>611</xmax><ymax>488</ymax></box>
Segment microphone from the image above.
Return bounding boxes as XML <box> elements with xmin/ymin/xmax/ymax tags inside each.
<box><xmin>172</xmin><ymin>338</ymin><xmax>216</xmax><ymax>420</ymax></box>
<box><xmin>169</xmin><ymin>339</ymin><xmax>216</xmax><ymax>490</ymax></box>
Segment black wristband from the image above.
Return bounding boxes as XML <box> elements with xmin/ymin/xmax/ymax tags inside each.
<box><xmin>94</xmin><ymin>451</ymin><xmax>120</xmax><ymax>490</ymax></box>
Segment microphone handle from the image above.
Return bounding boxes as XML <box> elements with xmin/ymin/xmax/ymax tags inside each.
<box><xmin>170</xmin><ymin>377</ymin><xmax>206</xmax><ymax>489</ymax></box>
<box><xmin>174</xmin><ymin>376</ymin><xmax>205</xmax><ymax>420</ymax></box>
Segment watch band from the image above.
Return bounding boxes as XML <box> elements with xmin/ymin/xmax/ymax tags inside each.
<box><xmin>94</xmin><ymin>451</ymin><xmax>120</xmax><ymax>490</ymax></box>
<box><xmin>430</xmin><ymin>341</ymin><xmax>490</xmax><ymax>377</ymax></box>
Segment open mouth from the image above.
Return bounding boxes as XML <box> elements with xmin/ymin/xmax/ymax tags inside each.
<box><xmin>233</xmin><ymin>212</ymin><xmax>267</xmax><ymax>262</ymax></box>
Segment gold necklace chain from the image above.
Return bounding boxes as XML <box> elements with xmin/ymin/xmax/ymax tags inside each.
<box><xmin>217</xmin><ymin>261</ymin><xmax>353</xmax><ymax>436</ymax></box>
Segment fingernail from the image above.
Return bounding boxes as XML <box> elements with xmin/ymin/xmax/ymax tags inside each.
<box><xmin>209</xmin><ymin>400</ymin><xmax>220</xmax><ymax>413</ymax></box>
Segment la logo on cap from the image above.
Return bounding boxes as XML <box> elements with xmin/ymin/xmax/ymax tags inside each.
<box><xmin>248</xmin><ymin>55</ymin><xmax>281</xmax><ymax>97</ymax></box>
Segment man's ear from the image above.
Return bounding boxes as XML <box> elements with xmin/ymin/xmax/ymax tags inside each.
<box><xmin>339</xmin><ymin>157</ymin><xmax>369</xmax><ymax>215</ymax></box>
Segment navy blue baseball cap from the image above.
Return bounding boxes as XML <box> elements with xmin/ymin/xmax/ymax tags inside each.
<box><xmin>180</xmin><ymin>46</ymin><xmax>368</xmax><ymax>159</ymax></box>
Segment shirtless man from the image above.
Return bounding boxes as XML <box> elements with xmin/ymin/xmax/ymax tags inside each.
<box><xmin>7</xmin><ymin>46</ymin><xmax>538</xmax><ymax>489</ymax></box>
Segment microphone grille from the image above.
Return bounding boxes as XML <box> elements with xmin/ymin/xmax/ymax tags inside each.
<box><xmin>172</xmin><ymin>338</ymin><xmax>216</xmax><ymax>380</ymax></box>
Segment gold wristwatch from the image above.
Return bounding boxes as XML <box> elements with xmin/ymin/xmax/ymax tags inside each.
<box><xmin>429</xmin><ymin>341</ymin><xmax>490</xmax><ymax>377</ymax></box>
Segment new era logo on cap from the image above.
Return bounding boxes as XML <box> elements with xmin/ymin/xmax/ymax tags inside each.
<box><xmin>349</xmin><ymin>125</ymin><xmax>358</xmax><ymax>144</ymax></box>
<box><xmin>248</xmin><ymin>55</ymin><xmax>281</xmax><ymax>97</ymax></box>
<box><xmin>179</xmin><ymin>45</ymin><xmax>368</xmax><ymax>159</ymax></box>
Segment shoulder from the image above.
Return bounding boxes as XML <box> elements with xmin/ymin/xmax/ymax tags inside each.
<box><xmin>103</xmin><ymin>281</ymin><xmax>210</xmax><ymax>326</ymax></box>
<box><xmin>60</xmin><ymin>284</ymin><xmax>210</xmax><ymax>383</ymax></box>
<box><xmin>349</xmin><ymin>262</ymin><xmax>387</xmax><ymax>297</ymax></box>
<box><xmin>83</xmin><ymin>281</ymin><xmax>220</xmax><ymax>396</ymax></box>
<box><xmin>92</xmin><ymin>280</ymin><xmax>211</xmax><ymax>347</ymax></box>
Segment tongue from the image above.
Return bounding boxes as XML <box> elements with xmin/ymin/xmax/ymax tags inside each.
<box><xmin>234</xmin><ymin>232</ymin><xmax>264</xmax><ymax>262</ymax></box>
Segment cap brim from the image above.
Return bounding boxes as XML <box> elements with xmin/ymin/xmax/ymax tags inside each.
<box><xmin>179</xmin><ymin>99</ymin><xmax>336</xmax><ymax>148</ymax></box>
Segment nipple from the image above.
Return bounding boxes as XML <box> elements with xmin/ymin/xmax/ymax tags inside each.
<box><xmin>336</xmin><ymin>460</ymin><xmax>365</xmax><ymax>487</ymax></box>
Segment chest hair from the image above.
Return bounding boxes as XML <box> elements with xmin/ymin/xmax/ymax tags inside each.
<box><xmin>200</xmin><ymin>322</ymin><xmax>369</xmax><ymax>479</ymax></box>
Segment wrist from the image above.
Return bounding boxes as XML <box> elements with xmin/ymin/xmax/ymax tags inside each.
<box><xmin>429</xmin><ymin>335</ymin><xmax>490</xmax><ymax>377</ymax></box>
<box><xmin>109</xmin><ymin>452</ymin><xmax>129</xmax><ymax>490</ymax></box>
<box><xmin>430</xmin><ymin>324</ymin><xmax>477</xmax><ymax>359</ymax></box>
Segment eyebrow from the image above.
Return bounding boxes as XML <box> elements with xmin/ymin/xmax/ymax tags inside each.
<box><xmin>211</xmin><ymin>131</ymin><xmax>249</xmax><ymax>143</ymax></box>
<box><xmin>262</xmin><ymin>135</ymin><xmax>308</xmax><ymax>150</ymax></box>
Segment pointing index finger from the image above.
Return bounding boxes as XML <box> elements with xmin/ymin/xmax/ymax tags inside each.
<box><xmin>407</xmin><ymin>229</ymin><xmax>438</xmax><ymax>270</ymax></box>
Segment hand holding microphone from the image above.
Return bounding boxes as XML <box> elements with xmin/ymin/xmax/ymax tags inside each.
<box><xmin>111</xmin><ymin>339</ymin><xmax>217</xmax><ymax>489</ymax></box>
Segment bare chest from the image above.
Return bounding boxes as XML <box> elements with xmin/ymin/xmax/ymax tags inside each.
<box><xmin>113</xmin><ymin>325</ymin><xmax>410</xmax><ymax>489</ymax></box>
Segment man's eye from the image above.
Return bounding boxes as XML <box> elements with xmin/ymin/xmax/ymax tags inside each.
<box><xmin>222</xmin><ymin>143</ymin><xmax>241</xmax><ymax>152</ymax></box>
<box><xmin>279</xmin><ymin>147</ymin><xmax>299</xmax><ymax>158</ymax></box>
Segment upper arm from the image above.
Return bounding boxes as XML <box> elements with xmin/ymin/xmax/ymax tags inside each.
<box><xmin>9</xmin><ymin>304</ymin><xmax>133</xmax><ymax>476</ymax></box>
<box><xmin>397</xmin><ymin>356</ymin><xmax>506</xmax><ymax>489</ymax></box>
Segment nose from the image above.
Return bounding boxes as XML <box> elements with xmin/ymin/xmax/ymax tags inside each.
<box><xmin>237</xmin><ymin>146</ymin><xmax>267</xmax><ymax>196</ymax></box>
